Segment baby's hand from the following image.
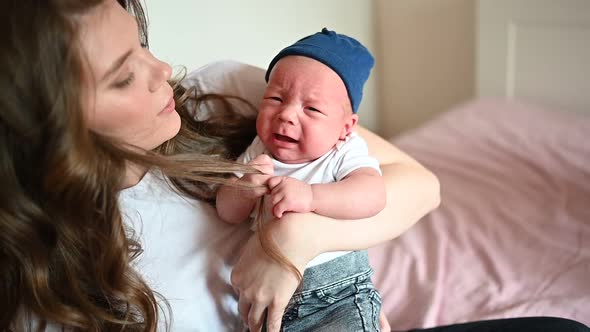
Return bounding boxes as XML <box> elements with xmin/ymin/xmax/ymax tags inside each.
<box><xmin>267</xmin><ymin>176</ymin><xmax>313</xmax><ymax>218</ymax></box>
<box><xmin>239</xmin><ymin>154</ymin><xmax>274</xmax><ymax>199</ymax></box>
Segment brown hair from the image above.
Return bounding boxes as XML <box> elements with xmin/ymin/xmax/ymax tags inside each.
<box><xmin>0</xmin><ymin>0</ymin><xmax>260</xmax><ymax>331</ymax></box>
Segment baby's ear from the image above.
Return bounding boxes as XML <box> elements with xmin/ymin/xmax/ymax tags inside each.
<box><xmin>339</xmin><ymin>113</ymin><xmax>359</xmax><ymax>139</ymax></box>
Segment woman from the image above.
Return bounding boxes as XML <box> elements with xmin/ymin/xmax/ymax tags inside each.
<box><xmin>1</xmin><ymin>1</ymin><xmax>586</xmax><ymax>331</ymax></box>
<box><xmin>0</xmin><ymin>0</ymin><xmax>436</xmax><ymax>330</ymax></box>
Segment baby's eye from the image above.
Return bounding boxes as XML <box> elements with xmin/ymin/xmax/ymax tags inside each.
<box><xmin>265</xmin><ymin>96</ymin><xmax>282</xmax><ymax>103</ymax></box>
<box><xmin>306</xmin><ymin>106</ymin><xmax>321</xmax><ymax>113</ymax></box>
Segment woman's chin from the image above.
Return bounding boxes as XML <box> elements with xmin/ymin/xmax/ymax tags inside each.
<box><xmin>163</xmin><ymin>111</ymin><xmax>182</xmax><ymax>138</ymax></box>
<box><xmin>149</xmin><ymin>111</ymin><xmax>182</xmax><ymax>149</ymax></box>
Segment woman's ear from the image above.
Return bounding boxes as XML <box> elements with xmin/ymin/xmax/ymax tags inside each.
<box><xmin>339</xmin><ymin>113</ymin><xmax>359</xmax><ymax>139</ymax></box>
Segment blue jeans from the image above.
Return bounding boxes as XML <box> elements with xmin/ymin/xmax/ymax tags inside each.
<box><xmin>280</xmin><ymin>250</ymin><xmax>381</xmax><ymax>332</ymax></box>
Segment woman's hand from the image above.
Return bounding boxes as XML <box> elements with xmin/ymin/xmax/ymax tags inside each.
<box><xmin>231</xmin><ymin>216</ymin><xmax>316</xmax><ymax>332</ymax></box>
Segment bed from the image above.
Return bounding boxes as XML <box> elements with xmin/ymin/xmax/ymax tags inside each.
<box><xmin>368</xmin><ymin>98</ymin><xmax>590</xmax><ymax>329</ymax></box>
<box><xmin>369</xmin><ymin>2</ymin><xmax>590</xmax><ymax>328</ymax></box>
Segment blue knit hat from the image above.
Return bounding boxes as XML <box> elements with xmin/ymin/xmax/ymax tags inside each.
<box><xmin>265</xmin><ymin>28</ymin><xmax>374</xmax><ymax>114</ymax></box>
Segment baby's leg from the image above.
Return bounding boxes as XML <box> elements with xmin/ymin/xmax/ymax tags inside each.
<box><xmin>281</xmin><ymin>251</ymin><xmax>381</xmax><ymax>332</ymax></box>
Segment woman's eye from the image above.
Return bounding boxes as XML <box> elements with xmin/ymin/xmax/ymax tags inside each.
<box><xmin>113</xmin><ymin>72</ymin><xmax>135</xmax><ymax>89</ymax></box>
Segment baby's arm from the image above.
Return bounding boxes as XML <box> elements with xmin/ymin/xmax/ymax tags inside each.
<box><xmin>216</xmin><ymin>154</ymin><xmax>274</xmax><ymax>224</ymax></box>
<box><xmin>268</xmin><ymin>134</ymin><xmax>386</xmax><ymax>220</ymax></box>
<box><xmin>268</xmin><ymin>168</ymin><xmax>385</xmax><ymax>220</ymax></box>
<box><xmin>313</xmin><ymin>167</ymin><xmax>385</xmax><ymax>218</ymax></box>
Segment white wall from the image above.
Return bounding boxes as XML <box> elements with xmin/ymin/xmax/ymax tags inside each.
<box><xmin>477</xmin><ymin>0</ymin><xmax>590</xmax><ymax>113</ymax></box>
<box><xmin>144</xmin><ymin>0</ymin><xmax>378</xmax><ymax>131</ymax></box>
<box><xmin>375</xmin><ymin>0</ymin><xmax>475</xmax><ymax>138</ymax></box>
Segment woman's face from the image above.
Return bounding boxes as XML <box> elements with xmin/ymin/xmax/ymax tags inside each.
<box><xmin>79</xmin><ymin>0</ymin><xmax>180</xmax><ymax>150</ymax></box>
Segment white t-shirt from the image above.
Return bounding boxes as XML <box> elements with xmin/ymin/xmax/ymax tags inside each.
<box><xmin>119</xmin><ymin>171</ymin><xmax>248</xmax><ymax>331</ymax></box>
<box><xmin>238</xmin><ymin>133</ymin><xmax>381</xmax><ymax>267</ymax></box>
<box><xmin>116</xmin><ymin>61</ymin><xmax>267</xmax><ymax>331</ymax></box>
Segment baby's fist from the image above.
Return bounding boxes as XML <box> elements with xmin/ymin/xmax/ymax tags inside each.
<box><xmin>248</xmin><ymin>154</ymin><xmax>274</xmax><ymax>176</ymax></box>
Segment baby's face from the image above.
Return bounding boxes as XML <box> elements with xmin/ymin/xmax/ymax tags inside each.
<box><xmin>257</xmin><ymin>56</ymin><xmax>358</xmax><ymax>164</ymax></box>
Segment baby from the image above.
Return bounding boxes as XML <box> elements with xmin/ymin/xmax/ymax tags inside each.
<box><xmin>217</xmin><ymin>28</ymin><xmax>386</xmax><ymax>331</ymax></box>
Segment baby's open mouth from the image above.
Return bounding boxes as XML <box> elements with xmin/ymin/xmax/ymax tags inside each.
<box><xmin>274</xmin><ymin>133</ymin><xmax>298</xmax><ymax>143</ymax></box>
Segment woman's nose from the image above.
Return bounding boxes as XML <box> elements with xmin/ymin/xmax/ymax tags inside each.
<box><xmin>148</xmin><ymin>56</ymin><xmax>172</xmax><ymax>93</ymax></box>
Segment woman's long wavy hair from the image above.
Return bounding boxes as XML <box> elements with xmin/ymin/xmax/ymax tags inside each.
<box><xmin>0</xmin><ymin>0</ymin><xmax>260</xmax><ymax>330</ymax></box>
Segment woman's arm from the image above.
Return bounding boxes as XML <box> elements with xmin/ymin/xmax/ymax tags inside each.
<box><xmin>304</xmin><ymin>125</ymin><xmax>441</xmax><ymax>252</ymax></box>
<box><xmin>231</xmin><ymin>126</ymin><xmax>441</xmax><ymax>331</ymax></box>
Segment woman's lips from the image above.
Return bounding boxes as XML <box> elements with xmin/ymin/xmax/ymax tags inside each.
<box><xmin>159</xmin><ymin>96</ymin><xmax>176</xmax><ymax>115</ymax></box>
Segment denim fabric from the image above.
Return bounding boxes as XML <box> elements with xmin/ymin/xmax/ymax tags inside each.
<box><xmin>280</xmin><ymin>250</ymin><xmax>381</xmax><ymax>332</ymax></box>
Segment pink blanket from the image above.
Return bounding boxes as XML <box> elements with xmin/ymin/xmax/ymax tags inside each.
<box><xmin>369</xmin><ymin>98</ymin><xmax>590</xmax><ymax>329</ymax></box>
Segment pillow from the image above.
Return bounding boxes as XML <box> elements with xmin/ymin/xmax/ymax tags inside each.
<box><xmin>181</xmin><ymin>60</ymin><xmax>267</xmax><ymax>119</ymax></box>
